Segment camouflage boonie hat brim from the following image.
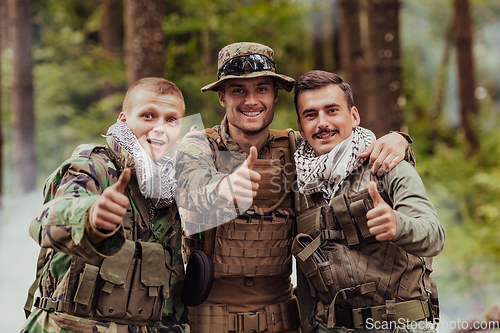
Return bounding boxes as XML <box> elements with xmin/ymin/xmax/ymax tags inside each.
<box><xmin>201</xmin><ymin>42</ymin><xmax>295</xmax><ymax>93</ymax></box>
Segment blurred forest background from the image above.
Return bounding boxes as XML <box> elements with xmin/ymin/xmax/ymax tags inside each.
<box><xmin>1</xmin><ymin>0</ymin><xmax>500</xmax><ymax>329</ymax></box>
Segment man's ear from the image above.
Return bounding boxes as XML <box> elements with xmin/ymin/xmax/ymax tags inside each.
<box><xmin>351</xmin><ymin>106</ymin><xmax>360</xmax><ymax>128</ymax></box>
<box><xmin>274</xmin><ymin>87</ymin><xmax>279</xmax><ymax>103</ymax></box>
<box><xmin>118</xmin><ymin>112</ymin><xmax>127</xmax><ymax>123</ymax></box>
<box><xmin>218</xmin><ymin>90</ymin><xmax>226</xmax><ymax>107</ymax></box>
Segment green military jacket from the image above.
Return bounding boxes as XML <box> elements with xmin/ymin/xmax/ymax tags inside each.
<box><xmin>21</xmin><ymin>136</ymin><xmax>188</xmax><ymax>333</ymax></box>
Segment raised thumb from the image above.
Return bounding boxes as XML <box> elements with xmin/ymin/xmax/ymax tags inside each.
<box><xmin>114</xmin><ymin>168</ymin><xmax>131</xmax><ymax>193</ymax></box>
<box><xmin>246</xmin><ymin>146</ymin><xmax>258</xmax><ymax>170</ymax></box>
<box><xmin>368</xmin><ymin>181</ymin><xmax>383</xmax><ymax>206</ymax></box>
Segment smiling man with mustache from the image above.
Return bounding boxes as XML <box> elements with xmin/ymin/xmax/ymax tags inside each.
<box><xmin>292</xmin><ymin>70</ymin><xmax>444</xmax><ymax>333</ymax></box>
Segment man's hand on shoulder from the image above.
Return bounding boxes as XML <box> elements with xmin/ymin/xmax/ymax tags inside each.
<box><xmin>217</xmin><ymin>146</ymin><xmax>261</xmax><ymax>213</ymax></box>
<box><xmin>90</xmin><ymin>168</ymin><xmax>131</xmax><ymax>232</ymax></box>
<box><xmin>358</xmin><ymin>132</ymin><xmax>409</xmax><ymax>176</ymax></box>
<box><xmin>366</xmin><ymin>181</ymin><xmax>397</xmax><ymax>241</ymax></box>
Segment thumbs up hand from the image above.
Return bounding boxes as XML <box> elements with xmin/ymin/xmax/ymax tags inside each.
<box><xmin>218</xmin><ymin>146</ymin><xmax>261</xmax><ymax>212</ymax></box>
<box><xmin>366</xmin><ymin>181</ymin><xmax>397</xmax><ymax>241</ymax></box>
<box><xmin>91</xmin><ymin>168</ymin><xmax>131</xmax><ymax>231</ymax></box>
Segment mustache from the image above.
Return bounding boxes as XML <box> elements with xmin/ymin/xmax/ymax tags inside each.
<box><xmin>312</xmin><ymin>128</ymin><xmax>337</xmax><ymax>139</ymax></box>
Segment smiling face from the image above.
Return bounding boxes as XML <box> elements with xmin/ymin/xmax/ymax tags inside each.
<box><xmin>119</xmin><ymin>89</ymin><xmax>185</xmax><ymax>161</ymax></box>
<box><xmin>218</xmin><ymin>76</ymin><xmax>278</xmax><ymax>138</ymax></box>
<box><xmin>297</xmin><ymin>83</ymin><xmax>360</xmax><ymax>156</ymax></box>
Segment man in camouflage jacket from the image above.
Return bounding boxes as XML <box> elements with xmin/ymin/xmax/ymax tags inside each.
<box><xmin>21</xmin><ymin>78</ymin><xmax>189</xmax><ymax>333</ymax></box>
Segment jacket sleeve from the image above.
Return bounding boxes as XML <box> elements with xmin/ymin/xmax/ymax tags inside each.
<box><xmin>384</xmin><ymin>161</ymin><xmax>445</xmax><ymax>257</ymax></box>
<box><xmin>29</xmin><ymin>146</ymin><xmax>125</xmax><ymax>259</ymax></box>
<box><xmin>174</xmin><ymin>131</ymin><xmax>235</xmax><ymax>214</ymax></box>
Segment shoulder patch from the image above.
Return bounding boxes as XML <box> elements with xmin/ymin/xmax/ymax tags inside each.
<box><xmin>181</xmin><ymin>143</ymin><xmax>206</xmax><ymax>156</ymax></box>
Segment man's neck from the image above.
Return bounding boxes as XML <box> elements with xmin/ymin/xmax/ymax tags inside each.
<box><xmin>227</xmin><ymin>123</ymin><xmax>270</xmax><ymax>153</ymax></box>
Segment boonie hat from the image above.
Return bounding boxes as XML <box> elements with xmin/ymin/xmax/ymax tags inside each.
<box><xmin>201</xmin><ymin>42</ymin><xmax>295</xmax><ymax>92</ymax></box>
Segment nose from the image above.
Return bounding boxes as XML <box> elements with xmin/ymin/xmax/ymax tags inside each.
<box><xmin>244</xmin><ymin>91</ymin><xmax>258</xmax><ymax>106</ymax></box>
<box><xmin>151</xmin><ymin>120</ymin><xmax>166</xmax><ymax>133</ymax></box>
<box><xmin>318</xmin><ymin>111</ymin><xmax>329</xmax><ymax>128</ymax></box>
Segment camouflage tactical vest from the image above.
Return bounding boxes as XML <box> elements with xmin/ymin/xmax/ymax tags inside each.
<box><xmin>26</xmin><ymin>144</ymin><xmax>177</xmax><ymax>326</ymax></box>
<box><xmin>182</xmin><ymin>129</ymin><xmax>297</xmax><ymax>278</ymax></box>
<box><xmin>292</xmin><ymin>161</ymin><xmax>439</xmax><ymax>330</ymax></box>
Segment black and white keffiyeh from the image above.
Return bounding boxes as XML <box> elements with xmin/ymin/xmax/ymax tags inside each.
<box><xmin>106</xmin><ymin>121</ymin><xmax>177</xmax><ymax>212</ymax></box>
<box><xmin>294</xmin><ymin>126</ymin><xmax>376</xmax><ymax>204</ymax></box>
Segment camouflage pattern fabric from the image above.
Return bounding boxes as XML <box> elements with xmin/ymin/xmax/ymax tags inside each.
<box><xmin>21</xmin><ymin>136</ymin><xmax>188</xmax><ymax>333</ymax></box>
<box><xmin>200</xmin><ymin>42</ymin><xmax>295</xmax><ymax>92</ymax></box>
<box><xmin>174</xmin><ymin>116</ymin><xmax>301</xmax><ymax>217</ymax></box>
<box><xmin>217</xmin><ymin>42</ymin><xmax>275</xmax><ymax>70</ymax></box>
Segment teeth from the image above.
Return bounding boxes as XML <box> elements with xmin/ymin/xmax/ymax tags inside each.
<box><xmin>147</xmin><ymin>139</ymin><xmax>165</xmax><ymax>146</ymax></box>
<box><xmin>242</xmin><ymin>111</ymin><xmax>261</xmax><ymax>117</ymax></box>
<box><xmin>317</xmin><ymin>132</ymin><xmax>334</xmax><ymax>139</ymax></box>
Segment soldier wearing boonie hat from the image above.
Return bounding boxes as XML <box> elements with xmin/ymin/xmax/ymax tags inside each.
<box><xmin>201</xmin><ymin>42</ymin><xmax>295</xmax><ymax>92</ymax></box>
<box><xmin>174</xmin><ymin>42</ymin><xmax>413</xmax><ymax>333</ymax></box>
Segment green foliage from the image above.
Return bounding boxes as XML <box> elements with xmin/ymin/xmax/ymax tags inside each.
<box><xmin>2</xmin><ymin>0</ymin><xmax>500</xmax><ymax>313</ymax></box>
<box><xmin>163</xmin><ymin>0</ymin><xmax>311</xmax><ymax>127</ymax></box>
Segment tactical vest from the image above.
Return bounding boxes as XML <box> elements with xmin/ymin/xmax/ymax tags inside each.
<box><xmin>25</xmin><ymin>144</ymin><xmax>176</xmax><ymax>326</ymax></box>
<box><xmin>182</xmin><ymin>128</ymin><xmax>297</xmax><ymax>279</ymax></box>
<box><xmin>291</xmin><ymin>161</ymin><xmax>439</xmax><ymax>330</ymax></box>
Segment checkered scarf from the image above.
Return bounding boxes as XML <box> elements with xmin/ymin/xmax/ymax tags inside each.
<box><xmin>106</xmin><ymin>121</ymin><xmax>177</xmax><ymax>215</ymax></box>
<box><xmin>294</xmin><ymin>126</ymin><xmax>375</xmax><ymax>204</ymax></box>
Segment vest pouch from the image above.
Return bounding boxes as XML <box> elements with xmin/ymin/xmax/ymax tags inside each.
<box><xmin>252</xmin><ymin>159</ymin><xmax>284</xmax><ymax>208</ymax></box>
<box><xmin>292</xmin><ymin>233</ymin><xmax>333</xmax><ymax>304</ymax></box>
<box><xmin>94</xmin><ymin>239</ymin><xmax>135</xmax><ymax>320</ymax></box>
<box><xmin>296</xmin><ymin>206</ymin><xmax>323</xmax><ymax>238</ymax></box>
<box><xmin>126</xmin><ymin>241</ymin><xmax>169</xmax><ymax>323</ymax></box>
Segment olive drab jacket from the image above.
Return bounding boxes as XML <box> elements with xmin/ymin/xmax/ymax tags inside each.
<box><xmin>21</xmin><ymin>136</ymin><xmax>188</xmax><ymax>333</ymax></box>
<box><xmin>292</xmin><ymin>158</ymin><xmax>445</xmax><ymax>332</ymax></box>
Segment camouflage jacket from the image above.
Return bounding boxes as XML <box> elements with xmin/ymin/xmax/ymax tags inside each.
<box><xmin>22</xmin><ymin>135</ymin><xmax>188</xmax><ymax>333</ymax></box>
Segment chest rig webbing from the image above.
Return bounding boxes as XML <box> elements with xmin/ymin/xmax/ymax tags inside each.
<box><xmin>27</xmin><ymin>144</ymin><xmax>176</xmax><ymax>326</ymax></box>
<box><xmin>291</xmin><ymin>163</ymin><xmax>439</xmax><ymax>329</ymax></box>
<box><xmin>183</xmin><ymin>129</ymin><xmax>297</xmax><ymax>278</ymax></box>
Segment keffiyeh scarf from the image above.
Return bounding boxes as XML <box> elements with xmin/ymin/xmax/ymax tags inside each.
<box><xmin>294</xmin><ymin>126</ymin><xmax>376</xmax><ymax>204</ymax></box>
<box><xmin>106</xmin><ymin>121</ymin><xmax>177</xmax><ymax>214</ymax></box>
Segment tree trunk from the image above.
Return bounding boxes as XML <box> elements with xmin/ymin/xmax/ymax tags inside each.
<box><xmin>365</xmin><ymin>0</ymin><xmax>404</xmax><ymax>137</ymax></box>
<box><xmin>123</xmin><ymin>0</ymin><xmax>165</xmax><ymax>85</ymax></box>
<box><xmin>99</xmin><ymin>0</ymin><xmax>121</xmax><ymax>100</ymax></box>
<box><xmin>10</xmin><ymin>0</ymin><xmax>37</xmax><ymax>194</ymax></box>
<box><xmin>337</xmin><ymin>0</ymin><xmax>368</xmax><ymax>122</ymax></box>
<box><xmin>0</xmin><ymin>0</ymin><xmax>4</xmax><ymax>205</ymax></box>
<box><xmin>453</xmin><ymin>0</ymin><xmax>479</xmax><ymax>157</ymax></box>
<box><xmin>313</xmin><ymin>4</ymin><xmax>324</xmax><ymax>69</ymax></box>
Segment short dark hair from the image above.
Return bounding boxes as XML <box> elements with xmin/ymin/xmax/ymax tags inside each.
<box><xmin>293</xmin><ymin>70</ymin><xmax>354</xmax><ymax>120</ymax></box>
<box><xmin>123</xmin><ymin>77</ymin><xmax>184</xmax><ymax>115</ymax></box>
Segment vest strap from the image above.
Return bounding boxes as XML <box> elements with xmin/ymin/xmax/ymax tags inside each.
<box><xmin>351</xmin><ymin>299</ymin><xmax>431</xmax><ymax>329</ymax></box>
<box><xmin>189</xmin><ymin>297</ymin><xmax>300</xmax><ymax>333</ymax></box>
<box><xmin>213</xmin><ymin>262</ymin><xmax>291</xmax><ymax>276</ymax></box>
<box><xmin>217</xmin><ymin>229</ymin><xmax>293</xmax><ymax>241</ymax></box>
<box><xmin>214</xmin><ymin>246</ymin><xmax>289</xmax><ymax>258</ymax></box>
<box><xmin>34</xmin><ymin>296</ymin><xmax>67</xmax><ymax>312</ymax></box>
